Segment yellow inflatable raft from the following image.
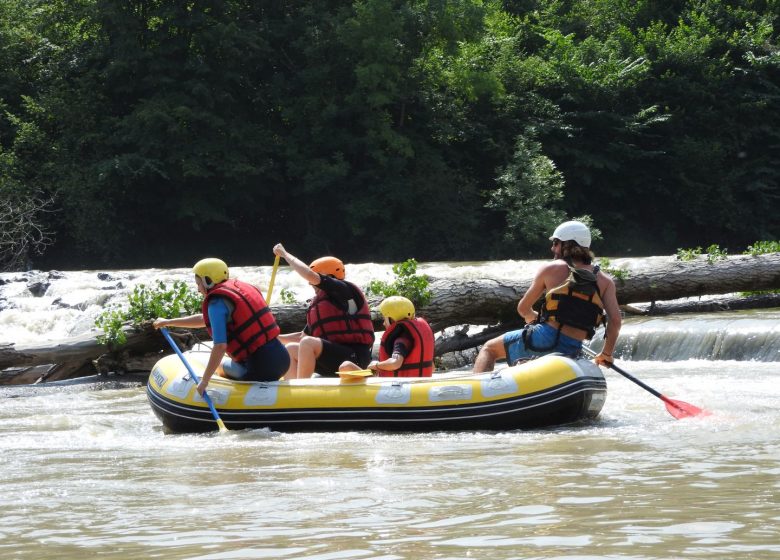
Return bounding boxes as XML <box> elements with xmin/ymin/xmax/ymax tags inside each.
<box><xmin>147</xmin><ymin>351</ymin><xmax>606</xmax><ymax>433</ymax></box>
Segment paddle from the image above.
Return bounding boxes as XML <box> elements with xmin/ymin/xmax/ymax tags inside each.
<box><xmin>160</xmin><ymin>327</ymin><xmax>229</xmax><ymax>432</ymax></box>
<box><xmin>266</xmin><ymin>254</ymin><xmax>280</xmax><ymax>304</ymax></box>
<box><xmin>337</xmin><ymin>369</ymin><xmax>374</xmax><ymax>384</ymax></box>
<box><xmin>338</xmin><ymin>369</ymin><xmax>373</xmax><ymax>378</ymax></box>
<box><xmin>581</xmin><ymin>345</ymin><xmax>708</xmax><ymax>419</ymax></box>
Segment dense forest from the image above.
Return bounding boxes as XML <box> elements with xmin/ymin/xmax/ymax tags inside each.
<box><xmin>1</xmin><ymin>0</ymin><xmax>778</xmax><ymax>271</ymax></box>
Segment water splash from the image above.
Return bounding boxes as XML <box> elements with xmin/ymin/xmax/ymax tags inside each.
<box><xmin>614</xmin><ymin>311</ymin><xmax>780</xmax><ymax>361</ymax></box>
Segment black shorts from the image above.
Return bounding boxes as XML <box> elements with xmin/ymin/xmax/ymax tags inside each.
<box><xmin>244</xmin><ymin>338</ymin><xmax>290</xmax><ymax>382</ymax></box>
<box><xmin>315</xmin><ymin>340</ymin><xmax>372</xmax><ymax>377</ymax></box>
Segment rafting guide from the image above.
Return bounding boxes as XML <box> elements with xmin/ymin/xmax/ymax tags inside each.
<box><xmin>473</xmin><ymin>220</ymin><xmax>623</xmax><ymax>372</ymax></box>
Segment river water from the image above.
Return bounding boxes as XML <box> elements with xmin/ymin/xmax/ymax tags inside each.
<box><xmin>1</xmin><ymin>260</ymin><xmax>779</xmax><ymax>559</ymax></box>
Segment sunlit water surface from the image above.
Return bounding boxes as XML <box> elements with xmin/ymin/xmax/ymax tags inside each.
<box><xmin>2</xmin><ymin>359</ymin><xmax>778</xmax><ymax>559</ymax></box>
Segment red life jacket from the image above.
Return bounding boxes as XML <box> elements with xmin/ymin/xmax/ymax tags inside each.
<box><xmin>378</xmin><ymin>317</ymin><xmax>435</xmax><ymax>377</ymax></box>
<box><xmin>306</xmin><ymin>281</ymin><xmax>375</xmax><ymax>345</ymax></box>
<box><xmin>202</xmin><ymin>278</ymin><xmax>280</xmax><ymax>362</ymax></box>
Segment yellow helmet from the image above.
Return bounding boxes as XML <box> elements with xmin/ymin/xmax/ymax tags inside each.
<box><xmin>379</xmin><ymin>296</ymin><xmax>415</xmax><ymax>322</ymax></box>
<box><xmin>193</xmin><ymin>258</ymin><xmax>229</xmax><ymax>288</ymax></box>
<box><xmin>309</xmin><ymin>256</ymin><xmax>345</xmax><ymax>280</ymax></box>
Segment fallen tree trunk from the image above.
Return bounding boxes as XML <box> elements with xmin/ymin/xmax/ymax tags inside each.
<box><xmin>1</xmin><ymin>253</ymin><xmax>778</xmax><ymax>384</ymax></box>
<box><xmin>0</xmin><ymin>327</ymin><xmax>175</xmax><ymax>384</ymax></box>
<box><xmin>622</xmin><ymin>292</ymin><xmax>780</xmax><ymax>315</ymax></box>
<box><xmin>421</xmin><ymin>253</ymin><xmax>780</xmax><ymax>330</ymax></box>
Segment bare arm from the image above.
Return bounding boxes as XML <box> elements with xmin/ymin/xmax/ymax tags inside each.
<box><xmin>197</xmin><ymin>342</ymin><xmax>227</xmax><ymax>395</ymax></box>
<box><xmin>517</xmin><ymin>269</ymin><xmax>548</xmax><ymax>324</ymax></box>
<box><xmin>273</xmin><ymin>243</ymin><xmax>320</xmax><ymax>285</ymax></box>
<box><xmin>595</xmin><ymin>275</ymin><xmax>622</xmax><ymax>365</ymax></box>
<box><xmin>153</xmin><ymin>314</ymin><xmax>206</xmax><ymax>329</ymax></box>
<box><xmin>368</xmin><ymin>354</ymin><xmax>404</xmax><ymax>372</ymax></box>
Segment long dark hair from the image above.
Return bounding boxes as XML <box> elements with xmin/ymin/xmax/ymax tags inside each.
<box><xmin>561</xmin><ymin>240</ymin><xmax>594</xmax><ymax>264</ymax></box>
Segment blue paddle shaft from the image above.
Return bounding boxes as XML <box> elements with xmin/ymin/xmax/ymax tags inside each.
<box><xmin>160</xmin><ymin>327</ymin><xmax>224</xmax><ymax>425</ymax></box>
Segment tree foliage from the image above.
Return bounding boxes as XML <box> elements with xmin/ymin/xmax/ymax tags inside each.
<box><xmin>0</xmin><ymin>0</ymin><xmax>777</xmax><ymax>271</ymax></box>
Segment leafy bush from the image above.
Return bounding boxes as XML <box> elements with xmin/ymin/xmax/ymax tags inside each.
<box><xmin>742</xmin><ymin>240</ymin><xmax>780</xmax><ymax>295</ymax></box>
<box><xmin>95</xmin><ymin>280</ymin><xmax>202</xmax><ymax>346</ymax></box>
<box><xmin>365</xmin><ymin>259</ymin><xmax>433</xmax><ymax>308</ymax></box>
<box><xmin>676</xmin><ymin>244</ymin><xmax>728</xmax><ymax>263</ymax></box>
<box><xmin>278</xmin><ymin>287</ymin><xmax>298</xmax><ymax>304</ymax></box>
<box><xmin>704</xmin><ymin>244</ymin><xmax>728</xmax><ymax>263</ymax></box>
<box><xmin>676</xmin><ymin>246</ymin><xmax>702</xmax><ymax>261</ymax></box>
<box><xmin>744</xmin><ymin>241</ymin><xmax>780</xmax><ymax>255</ymax></box>
<box><xmin>597</xmin><ymin>257</ymin><xmax>629</xmax><ymax>281</ymax></box>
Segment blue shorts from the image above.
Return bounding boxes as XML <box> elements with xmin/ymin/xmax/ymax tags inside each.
<box><xmin>222</xmin><ymin>338</ymin><xmax>290</xmax><ymax>382</ymax></box>
<box><xmin>503</xmin><ymin>323</ymin><xmax>582</xmax><ymax>366</ymax></box>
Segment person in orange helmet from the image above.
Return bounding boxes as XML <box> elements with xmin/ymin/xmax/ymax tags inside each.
<box><xmin>273</xmin><ymin>243</ymin><xmax>375</xmax><ymax>378</ymax></box>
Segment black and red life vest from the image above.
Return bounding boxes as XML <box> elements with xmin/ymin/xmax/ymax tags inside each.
<box><xmin>306</xmin><ymin>281</ymin><xmax>374</xmax><ymax>346</ymax></box>
<box><xmin>377</xmin><ymin>317</ymin><xmax>435</xmax><ymax>377</ymax></box>
<box><xmin>202</xmin><ymin>278</ymin><xmax>280</xmax><ymax>362</ymax></box>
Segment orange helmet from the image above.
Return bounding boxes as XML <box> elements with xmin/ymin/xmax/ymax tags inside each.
<box><xmin>309</xmin><ymin>256</ymin><xmax>345</xmax><ymax>280</ymax></box>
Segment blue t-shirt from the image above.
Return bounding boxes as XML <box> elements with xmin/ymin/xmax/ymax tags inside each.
<box><xmin>207</xmin><ymin>297</ymin><xmax>231</xmax><ymax>344</ymax></box>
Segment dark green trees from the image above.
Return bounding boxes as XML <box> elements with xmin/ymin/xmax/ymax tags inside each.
<box><xmin>0</xmin><ymin>0</ymin><xmax>777</xmax><ymax>269</ymax></box>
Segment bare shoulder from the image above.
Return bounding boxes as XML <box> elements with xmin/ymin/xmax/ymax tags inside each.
<box><xmin>596</xmin><ymin>268</ymin><xmax>617</xmax><ymax>293</ymax></box>
<box><xmin>539</xmin><ymin>260</ymin><xmax>569</xmax><ymax>274</ymax></box>
<box><xmin>538</xmin><ymin>260</ymin><xmax>570</xmax><ymax>288</ymax></box>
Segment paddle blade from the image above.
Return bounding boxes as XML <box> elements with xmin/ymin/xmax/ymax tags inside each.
<box><xmin>338</xmin><ymin>369</ymin><xmax>373</xmax><ymax>377</ymax></box>
<box><xmin>216</xmin><ymin>419</ymin><xmax>229</xmax><ymax>432</ymax></box>
<box><xmin>661</xmin><ymin>396</ymin><xmax>710</xmax><ymax>419</ymax></box>
<box><xmin>338</xmin><ymin>369</ymin><xmax>373</xmax><ymax>384</ymax></box>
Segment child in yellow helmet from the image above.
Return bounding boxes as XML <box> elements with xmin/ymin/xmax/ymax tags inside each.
<box><xmin>340</xmin><ymin>295</ymin><xmax>435</xmax><ymax>377</ymax></box>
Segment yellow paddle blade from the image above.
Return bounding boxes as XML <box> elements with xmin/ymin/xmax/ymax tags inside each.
<box><xmin>216</xmin><ymin>419</ymin><xmax>229</xmax><ymax>433</ymax></box>
<box><xmin>338</xmin><ymin>369</ymin><xmax>373</xmax><ymax>384</ymax></box>
<box><xmin>338</xmin><ymin>369</ymin><xmax>373</xmax><ymax>378</ymax></box>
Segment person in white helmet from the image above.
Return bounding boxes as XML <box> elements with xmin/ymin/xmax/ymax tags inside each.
<box><xmin>473</xmin><ymin>220</ymin><xmax>621</xmax><ymax>372</ymax></box>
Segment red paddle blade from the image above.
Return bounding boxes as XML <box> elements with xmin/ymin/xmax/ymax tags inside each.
<box><xmin>661</xmin><ymin>396</ymin><xmax>710</xmax><ymax>419</ymax></box>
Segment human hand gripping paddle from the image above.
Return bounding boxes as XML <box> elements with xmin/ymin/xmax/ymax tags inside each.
<box><xmin>582</xmin><ymin>345</ymin><xmax>709</xmax><ymax>419</ymax></box>
<box><xmin>160</xmin><ymin>327</ymin><xmax>229</xmax><ymax>432</ymax></box>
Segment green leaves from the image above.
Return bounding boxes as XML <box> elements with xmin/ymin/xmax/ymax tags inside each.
<box><xmin>95</xmin><ymin>280</ymin><xmax>202</xmax><ymax>347</ymax></box>
<box><xmin>1</xmin><ymin>0</ymin><xmax>778</xmax><ymax>267</ymax></box>
<box><xmin>365</xmin><ymin>258</ymin><xmax>433</xmax><ymax>309</ymax></box>
<box><xmin>744</xmin><ymin>241</ymin><xmax>780</xmax><ymax>256</ymax></box>
<box><xmin>675</xmin><ymin>244</ymin><xmax>728</xmax><ymax>263</ymax></box>
<box><xmin>487</xmin><ymin>133</ymin><xmax>566</xmax><ymax>244</ymax></box>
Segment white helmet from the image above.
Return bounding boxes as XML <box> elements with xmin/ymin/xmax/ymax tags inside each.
<box><xmin>550</xmin><ymin>221</ymin><xmax>591</xmax><ymax>248</ymax></box>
